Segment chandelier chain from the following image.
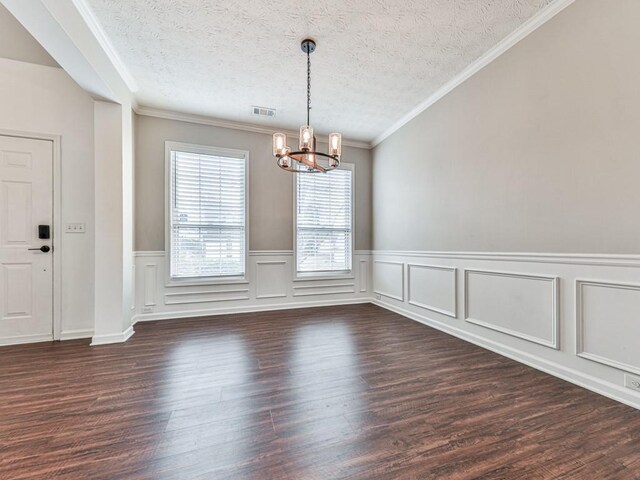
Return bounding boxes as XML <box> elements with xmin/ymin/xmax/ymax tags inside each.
<box><xmin>306</xmin><ymin>49</ymin><xmax>311</xmax><ymax>127</ymax></box>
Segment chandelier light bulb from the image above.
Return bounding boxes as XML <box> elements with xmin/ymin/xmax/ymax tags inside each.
<box><xmin>328</xmin><ymin>133</ymin><xmax>342</xmax><ymax>157</ymax></box>
<box><xmin>299</xmin><ymin>126</ymin><xmax>314</xmax><ymax>151</ymax></box>
<box><xmin>272</xmin><ymin>133</ymin><xmax>287</xmax><ymax>156</ymax></box>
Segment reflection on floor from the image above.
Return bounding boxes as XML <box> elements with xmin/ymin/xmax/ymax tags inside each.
<box><xmin>2</xmin><ymin>303</ymin><xmax>640</xmax><ymax>479</ymax></box>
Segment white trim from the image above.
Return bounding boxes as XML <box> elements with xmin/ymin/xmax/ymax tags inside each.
<box><xmin>464</xmin><ymin>269</ymin><xmax>560</xmax><ymax>350</ymax></box>
<box><xmin>133</xmin><ymin>250</ymin><xmax>370</xmax><ymax>258</ymax></box>
<box><xmin>0</xmin><ymin>129</ymin><xmax>62</xmax><ymax>342</ymax></box>
<box><xmin>164</xmin><ymin>141</ymin><xmax>250</xmax><ymax>287</ymax></box>
<box><xmin>292</xmin><ymin>283</ymin><xmax>355</xmax><ymax>290</ymax></box>
<box><xmin>90</xmin><ymin>325</ymin><xmax>134</xmax><ymax>346</ymax></box>
<box><xmin>70</xmin><ymin>0</ymin><xmax>138</xmax><ymax>92</ymax></box>
<box><xmin>164</xmin><ymin>294</ymin><xmax>251</xmax><ymax>305</ymax></box>
<box><xmin>371</xmin><ymin>0</ymin><xmax>576</xmax><ymax>146</ymax></box>
<box><xmin>292</xmin><ymin>274</ymin><xmax>355</xmax><ymax>282</ymax></box>
<box><xmin>133</xmin><ymin>298</ymin><xmax>371</xmax><ymax>322</ymax></box>
<box><xmin>359</xmin><ymin>259</ymin><xmax>368</xmax><ymax>293</ymax></box>
<box><xmin>135</xmin><ymin>106</ymin><xmax>371</xmax><ymax>149</ymax></box>
<box><xmin>59</xmin><ymin>329</ymin><xmax>93</xmax><ymax>340</ymax></box>
<box><xmin>372</xmin><ymin>260</ymin><xmax>405</xmax><ymax>301</ymax></box>
<box><xmin>373</xmin><ymin>250</ymin><xmax>640</xmax><ymax>268</ymax></box>
<box><xmin>164</xmin><ymin>288</ymin><xmax>250</xmax><ymax>297</ymax></box>
<box><xmin>293</xmin><ymin>289</ymin><xmax>356</xmax><ymax>297</ymax></box>
<box><xmin>372</xmin><ymin>299</ymin><xmax>640</xmax><ymax>411</ymax></box>
<box><xmin>576</xmin><ymin>279</ymin><xmax>640</xmax><ymax>376</ymax></box>
<box><xmin>407</xmin><ymin>263</ymin><xmax>458</xmax><ymax>318</ymax></box>
<box><xmin>135</xmin><ymin>251</ymin><xmax>165</xmax><ymax>257</ymax></box>
<box><xmin>0</xmin><ymin>333</ymin><xmax>53</xmax><ymax>346</ymax></box>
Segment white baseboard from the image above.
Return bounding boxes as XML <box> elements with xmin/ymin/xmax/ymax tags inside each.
<box><xmin>132</xmin><ymin>297</ymin><xmax>371</xmax><ymax>323</ymax></box>
<box><xmin>60</xmin><ymin>329</ymin><xmax>93</xmax><ymax>341</ymax></box>
<box><xmin>372</xmin><ymin>299</ymin><xmax>640</xmax><ymax>410</ymax></box>
<box><xmin>0</xmin><ymin>333</ymin><xmax>53</xmax><ymax>347</ymax></box>
<box><xmin>90</xmin><ymin>325</ymin><xmax>135</xmax><ymax>346</ymax></box>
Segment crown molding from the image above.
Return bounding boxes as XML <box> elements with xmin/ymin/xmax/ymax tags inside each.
<box><xmin>134</xmin><ymin>106</ymin><xmax>373</xmax><ymax>150</ymax></box>
<box><xmin>70</xmin><ymin>0</ymin><xmax>139</xmax><ymax>93</ymax></box>
<box><xmin>371</xmin><ymin>0</ymin><xmax>576</xmax><ymax>147</ymax></box>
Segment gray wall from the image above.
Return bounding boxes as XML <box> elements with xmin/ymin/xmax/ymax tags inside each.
<box><xmin>372</xmin><ymin>0</ymin><xmax>640</xmax><ymax>254</ymax></box>
<box><xmin>135</xmin><ymin>114</ymin><xmax>372</xmax><ymax>251</ymax></box>
<box><xmin>0</xmin><ymin>4</ymin><xmax>58</xmax><ymax>67</ymax></box>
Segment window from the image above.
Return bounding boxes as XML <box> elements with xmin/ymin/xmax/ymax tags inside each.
<box><xmin>295</xmin><ymin>165</ymin><xmax>353</xmax><ymax>275</ymax></box>
<box><xmin>166</xmin><ymin>142</ymin><xmax>247</xmax><ymax>282</ymax></box>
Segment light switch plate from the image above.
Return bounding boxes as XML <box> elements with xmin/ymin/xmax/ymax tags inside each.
<box><xmin>65</xmin><ymin>223</ymin><xmax>85</xmax><ymax>233</ymax></box>
<box><xmin>624</xmin><ymin>373</ymin><xmax>640</xmax><ymax>392</ymax></box>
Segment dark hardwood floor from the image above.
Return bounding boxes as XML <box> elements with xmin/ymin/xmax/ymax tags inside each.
<box><xmin>2</xmin><ymin>303</ymin><xmax>640</xmax><ymax>479</ymax></box>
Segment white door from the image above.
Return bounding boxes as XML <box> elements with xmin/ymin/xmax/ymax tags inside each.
<box><xmin>0</xmin><ymin>135</ymin><xmax>53</xmax><ymax>345</ymax></box>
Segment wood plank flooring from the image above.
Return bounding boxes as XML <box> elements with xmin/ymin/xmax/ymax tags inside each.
<box><xmin>2</xmin><ymin>303</ymin><xmax>640</xmax><ymax>479</ymax></box>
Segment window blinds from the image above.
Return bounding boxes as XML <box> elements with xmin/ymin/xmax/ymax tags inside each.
<box><xmin>296</xmin><ymin>168</ymin><xmax>353</xmax><ymax>273</ymax></box>
<box><xmin>170</xmin><ymin>149</ymin><xmax>246</xmax><ymax>278</ymax></box>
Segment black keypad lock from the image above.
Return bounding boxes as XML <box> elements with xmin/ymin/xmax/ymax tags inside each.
<box><xmin>38</xmin><ymin>225</ymin><xmax>50</xmax><ymax>240</ymax></box>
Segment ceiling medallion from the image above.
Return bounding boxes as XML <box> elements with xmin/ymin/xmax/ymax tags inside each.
<box><xmin>272</xmin><ymin>39</ymin><xmax>342</xmax><ymax>173</ymax></box>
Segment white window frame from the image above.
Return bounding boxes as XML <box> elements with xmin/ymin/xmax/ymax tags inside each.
<box><xmin>165</xmin><ymin>141</ymin><xmax>249</xmax><ymax>287</ymax></box>
<box><xmin>293</xmin><ymin>162</ymin><xmax>355</xmax><ymax>281</ymax></box>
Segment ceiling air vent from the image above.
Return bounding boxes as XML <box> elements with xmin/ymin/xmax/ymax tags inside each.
<box><xmin>251</xmin><ymin>106</ymin><xmax>276</xmax><ymax>118</ymax></box>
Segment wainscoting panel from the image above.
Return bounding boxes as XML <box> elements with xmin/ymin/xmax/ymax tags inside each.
<box><xmin>465</xmin><ymin>269</ymin><xmax>559</xmax><ymax>349</ymax></box>
<box><xmin>134</xmin><ymin>251</ymin><xmax>372</xmax><ymax>321</ymax></box>
<box><xmin>359</xmin><ymin>260</ymin><xmax>368</xmax><ymax>293</ymax></box>
<box><xmin>577</xmin><ymin>280</ymin><xmax>640</xmax><ymax>375</ymax></box>
<box><xmin>407</xmin><ymin>264</ymin><xmax>457</xmax><ymax>318</ymax></box>
<box><xmin>143</xmin><ymin>264</ymin><xmax>157</xmax><ymax>306</ymax></box>
<box><xmin>371</xmin><ymin>251</ymin><xmax>640</xmax><ymax>410</ymax></box>
<box><xmin>373</xmin><ymin>260</ymin><xmax>404</xmax><ymax>301</ymax></box>
<box><xmin>164</xmin><ymin>289</ymin><xmax>250</xmax><ymax>305</ymax></box>
<box><xmin>255</xmin><ymin>261</ymin><xmax>288</xmax><ymax>299</ymax></box>
<box><xmin>131</xmin><ymin>249</ymin><xmax>640</xmax><ymax>410</ymax></box>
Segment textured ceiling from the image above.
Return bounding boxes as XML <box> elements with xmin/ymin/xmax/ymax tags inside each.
<box><xmin>86</xmin><ymin>0</ymin><xmax>553</xmax><ymax>142</ymax></box>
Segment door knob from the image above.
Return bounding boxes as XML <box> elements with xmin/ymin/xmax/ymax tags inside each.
<box><xmin>28</xmin><ymin>245</ymin><xmax>51</xmax><ymax>253</ymax></box>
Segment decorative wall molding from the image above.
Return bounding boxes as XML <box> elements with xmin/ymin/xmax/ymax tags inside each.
<box><xmin>407</xmin><ymin>263</ymin><xmax>457</xmax><ymax>318</ymax></box>
<box><xmin>133</xmin><ymin>251</ymin><xmax>372</xmax><ymax>321</ymax></box>
<box><xmin>164</xmin><ymin>288</ymin><xmax>251</xmax><ymax>305</ymax></box>
<box><xmin>143</xmin><ymin>264</ymin><xmax>156</xmax><ymax>306</ymax></box>
<box><xmin>255</xmin><ymin>261</ymin><xmax>288</xmax><ymax>299</ymax></box>
<box><xmin>372</xmin><ymin>0</ymin><xmax>576</xmax><ymax>146</ymax></box>
<box><xmin>371</xmin><ymin>250</ymin><xmax>640</xmax><ymax>411</ymax></box>
<box><xmin>372</xmin><ymin>250</ymin><xmax>640</xmax><ymax>268</ymax></box>
<box><xmin>576</xmin><ymin>279</ymin><xmax>640</xmax><ymax>376</ymax></box>
<box><xmin>134</xmin><ymin>298</ymin><xmax>371</xmax><ymax>323</ymax></box>
<box><xmin>135</xmin><ymin>251</ymin><xmax>165</xmax><ymax>257</ymax></box>
<box><xmin>135</xmin><ymin>107</ymin><xmax>372</xmax><ymax>149</ymax></box>
<box><xmin>373</xmin><ymin>260</ymin><xmax>405</xmax><ymax>301</ymax></box>
<box><xmin>133</xmin><ymin>250</ymin><xmax>373</xmax><ymax>257</ymax></box>
<box><xmin>464</xmin><ymin>269</ymin><xmax>559</xmax><ymax>349</ymax></box>
<box><xmin>127</xmin><ymin>248</ymin><xmax>640</xmax><ymax>410</ymax></box>
<box><xmin>359</xmin><ymin>260</ymin><xmax>368</xmax><ymax>293</ymax></box>
<box><xmin>292</xmin><ymin>282</ymin><xmax>356</xmax><ymax>297</ymax></box>
<box><xmin>372</xmin><ymin>298</ymin><xmax>640</xmax><ymax>411</ymax></box>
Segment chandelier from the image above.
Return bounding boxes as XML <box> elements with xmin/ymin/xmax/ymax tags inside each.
<box><xmin>272</xmin><ymin>39</ymin><xmax>342</xmax><ymax>173</ymax></box>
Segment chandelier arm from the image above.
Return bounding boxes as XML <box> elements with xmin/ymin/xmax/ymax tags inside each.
<box><xmin>277</xmin><ymin>151</ymin><xmax>339</xmax><ymax>174</ymax></box>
